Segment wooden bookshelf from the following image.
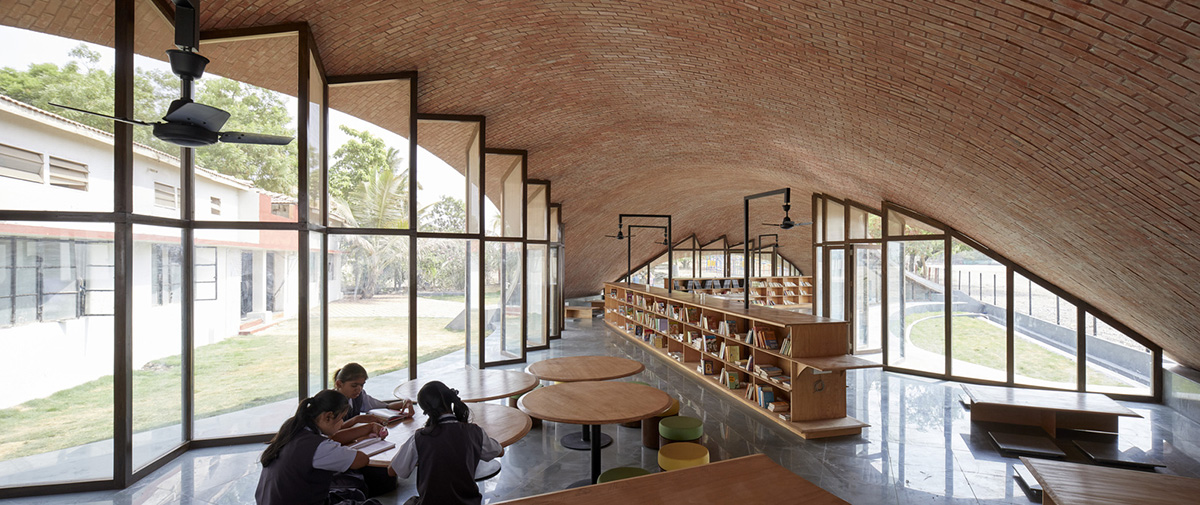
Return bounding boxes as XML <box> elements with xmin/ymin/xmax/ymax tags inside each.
<box><xmin>664</xmin><ymin>276</ymin><xmax>814</xmax><ymax>309</ymax></box>
<box><xmin>604</xmin><ymin>282</ymin><xmax>877</xmax><ymax>439</ymax></box>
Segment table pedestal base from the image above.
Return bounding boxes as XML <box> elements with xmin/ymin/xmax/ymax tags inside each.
<box><xmin>561</xmin><ymin>424</ymin><xmax>612</xmax><ymax>450</ymax></box>
<box><xmin>474</xmin><ymin>459</ymin><xmax>502</xmax><ymax>481</ymax></box>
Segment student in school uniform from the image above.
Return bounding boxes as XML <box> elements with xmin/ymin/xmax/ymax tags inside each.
<box><xmin>390</xmin><ymin>381</ymin><xmax>502</xmax><ymax>505</ymax></box>
<box><xmin>331</xmin><ymin>363</ymin><xmax>414</xmax><ymax>497</ymax></box>
<box><xmin>254</xmin><ymin>389</ymin><xmax>378</xmax><ymax>505</ymax></box>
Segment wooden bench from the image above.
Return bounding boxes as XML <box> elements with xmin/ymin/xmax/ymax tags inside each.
<box><xmin>1020</xmin><ymin>456</ymin><xmax>1200</xmax><ymax>505</ymax></box>
<box><xmin>563</xmin><ymin>306</ymin><xmax>597</xmax><ymax>319</ymax></box>
<box><xmin>962</xmin><ymin>384</ymin><xmax>1140</xmax><ymax>437</ymax></box>
<box><xmin>495</xmin><ymin>454</ymin><xmax>849</xmax><ymax>504</ymax></box>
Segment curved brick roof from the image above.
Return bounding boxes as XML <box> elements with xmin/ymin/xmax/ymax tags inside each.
<box><xmin>6</xmin><ymin>0</ymin><xmax>1200</xmax><ymax>369</ymax></box>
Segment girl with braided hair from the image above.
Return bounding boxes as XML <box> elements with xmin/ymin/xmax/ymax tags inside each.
<box><xmin>390</xmin><ymin>381</ymin><xmax>502</xmax><ymax>505</ymax></box>
<box><xmin>255</xmin><ymin>389</ymin><xmax>378</xmax><ymax>505</ymax></box>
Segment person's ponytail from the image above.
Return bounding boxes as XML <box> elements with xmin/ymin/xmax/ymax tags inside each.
<box><xmin>417</xmin><ymin>381</ymin><xmax>471</xmax><ymax>435</ymax></box>
<box><xmin>260</xmin><ymin>390</ymin><xmax>348</xmax><ymax>466</ymax></box>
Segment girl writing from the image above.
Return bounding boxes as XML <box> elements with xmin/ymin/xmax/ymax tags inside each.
<box><xmin>333</xmin><ymin>362</ymin><xmax>414</xmax><ymax>427</ymax></box>
<box><xmin>254</xmin><ymin>389</ymin><xmax>375</xmax><ymax>505</ymax></box>
<box><xmin>390</xmin><ymin>381</ymin><xmax>502</xmax><ymax>505</ymax></box>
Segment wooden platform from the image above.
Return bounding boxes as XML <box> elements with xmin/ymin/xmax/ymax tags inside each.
<box><xmin>1073</xmin><ymin>439</ymin><xmax>1164</xmax><ymax>470</ymax></box>
<box><xmin>495</xmin><ymin>454</ymin><xmax>849</xmax><ymax>504</ymax></box>
<box><xmin>962</xmin><ymin>384</ymin><xmax>1140</xmax><ymax>437</ymax></box>
<box><xmin>989</xmin><ymin>431</ymin><xmax>1066</xmax><ymax>458</ymax></box>
<box><xmin>1021</xmin><ymin>456</ymin><xmax>1200</xmax><ymax>505</ymax></box>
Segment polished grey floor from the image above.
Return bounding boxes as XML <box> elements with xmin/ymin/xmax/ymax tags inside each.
<box><xmin>10</xmin><ymin>319</ymin><xmax>1200</xmax><ymax>504</ymax></box>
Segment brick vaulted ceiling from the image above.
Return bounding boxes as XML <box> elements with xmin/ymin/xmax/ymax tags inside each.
<box><xmin>7</xmin><ymin>1</ymin><xmax>1200</xmax><ymax>369</ymax></box>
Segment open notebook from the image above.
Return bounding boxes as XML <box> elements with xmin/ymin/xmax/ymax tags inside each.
<box><xmin>348</xmin><ymin>437</ymin><xmax>395</xmax><ymax>456</ymax></box>
<box><xmin>368</xmin><ymin>408</ymin><xmax>411</xmax><ymax>423</ymax></box>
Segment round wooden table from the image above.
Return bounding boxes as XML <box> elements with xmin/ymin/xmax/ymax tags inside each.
<box><xmin>526</xmin><ymin>355</ymin><xmax>646</xmax><ymax>450</ymax></box>
<box><xmin>392</xmin><ymin>367</ymin><xmax>539</xmax><ymax>403</ymax></box>
<box><xmin>518</xmin><ymin>381</ymin><xmax>672</xmax><ymax>486</ymax></box>
<box><xmin>526</xmin><ymin>355</ymin><xmax>645</xmax><ymax>382</ymax></box>
<box><xmin>369</xmin><ymin>402</ymin><xmax>533</xmax><ymax>468</ymax></box>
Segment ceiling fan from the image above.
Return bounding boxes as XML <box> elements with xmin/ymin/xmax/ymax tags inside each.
<box><xmin>762</xmin><ymin>203</ymin><xmax>812</xmax><ymax>230</ymax></box>
<box><xmin>50</xmin><ymin>0</ymin><xmax>292</xmax><ymax>148</ymax></box>
<box><xmin>604</xmin><ymin>225</ymin><xmax>625</xmax><ymax>240</ymax></box>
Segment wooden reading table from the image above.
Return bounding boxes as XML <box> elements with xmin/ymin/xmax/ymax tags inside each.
<box><xmin>526</xmin><ymin>355</ymin><xmax>646</xmax><ymax>450</ymax></box>
<box><xmin>518</xmin><ymin>381</ymin><xmax>671</xmax><ymax>486</ymax></box>
<box><xmin>392</xmin><ymin>367</ymin><xmax>539</xmax><ymax>403</ymax></box>
<box><xmin>369</xmin><ymin>402</ymin><xmax>532</xmax><ymax>468</ymax></box>
<box><xmin>962</xmin><ymin>384</ymin><xmax>1140</xmax><ymax>437</ymax></box>
<box><xmin>495</xmin><ymin>454</ymin><xmax>849</xmax><ymax>504</ymax></box>
<box><xmin>1020</xmin><ymin>456</ymin><xmax>1200</xmax><ymax>505</ymax></box>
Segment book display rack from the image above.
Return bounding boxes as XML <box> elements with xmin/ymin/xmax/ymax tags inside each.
<box><xmin>664</xmin><ymin>276</ymin><xmax>814</xmax><ymax>309</ymax></box>
<box><xmin>604</xmin><ymin>282</ymin><xmax>878</xmax><ymax>439</ymax></box>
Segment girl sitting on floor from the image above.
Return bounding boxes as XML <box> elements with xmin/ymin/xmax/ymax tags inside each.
<box><xmin>255</xmin><ymin>389</ymin><xmax>378</xmax><ymax>505</ymax></box>
<box><xmin>390</xmin><ymin>381</ymin><xmax>502</xmax><ymax>505</ymax></box>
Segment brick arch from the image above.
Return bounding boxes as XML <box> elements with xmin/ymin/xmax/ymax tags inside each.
<box><xmin>7</xmin><ymin>0</ymin><xmax>1200</xmax><ymax>369</ymax></box>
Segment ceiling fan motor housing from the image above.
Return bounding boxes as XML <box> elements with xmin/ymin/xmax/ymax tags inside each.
<box><xmin>154</xmin><ymin>122</ymin><xmax>218</xmax><ymax>147</ymax></box>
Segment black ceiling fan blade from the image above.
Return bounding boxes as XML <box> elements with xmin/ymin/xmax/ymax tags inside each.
<box><xmin>48</xmin><ymin>103</ymin><xmax>154</xmax><ymax>126</ymax></box>
<box><xmin>218</xmin><ymin>131</ymin><xmax>294</xmax><ymax>145</ymax></box>
<box><xmin>163</xmin><ymin>101</ymin><xmax>231</xmax><ymax>132</ymax></box>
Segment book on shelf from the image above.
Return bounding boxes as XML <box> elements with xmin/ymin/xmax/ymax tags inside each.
<box><xmin>701</xmin><ymin>358</ymin><xmax>716</xmax><ymax>375</ymax></box>
<box><xmin>704</xmin><ymin>335</ymin><xmax>720</xmax><ymax>354</ymax></box>
<box><xmin>757</xmin><ymin>385</ymin><xmax>775</xmax><ymax>407</ymax></box>
<box><xmin>349</xmin><ymin>437</ymin><xmax>396</xmax><ymax>456</ymax></box>
<box><xmin>777</xmin><ymin>413</ymin><xmax>792</xmax><ymax>422</ymax></box>
<box><xmin>779</xmin><ymin>337</ymin><xmax>792</xmax><ymax>355</ymax></box>
<box><xmin>767</xmin><ymin>401</ymin><xmax>789</xmax><ymax>412</ymax></box>
<box><xmin>731</xmin><ymin>358</ymin><xmax>748</xmax><ymax>370</ymax></box>
<box><xmin>368</xmin><ymin>408</ymin><xmax>412</xmax><ymax>423</ymax></box>
<box><xmin>724</xmin><ymin>345</ymin><xmax>740</xmax><ymax>362</ymax></box>
<box><xmin>724</xmin><ymin>369</ymin><xmax>741</xmax><ymax>389</ymax></box>
<box><xmin>754</xmin><ymin>365</ymin><xmax>784</xmax><ymax>377</ymax></box>
<box><xmin>668</xmin><ymin>351</ymin><xmax>684</xmax><ymax>362</ymax></box>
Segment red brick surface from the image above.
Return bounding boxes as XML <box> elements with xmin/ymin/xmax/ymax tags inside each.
<box><xmin>5</xmin><ymin>0</ymin><xmax>1200</xmax><ymax>369</ymax></box>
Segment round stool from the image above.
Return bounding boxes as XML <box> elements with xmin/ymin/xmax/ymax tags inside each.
<box><xmin>620</xmin><ymin>381</ymin><xmax>651</xmax><ymax>428</ymax></box>
<box><xmin>658</xmin><ymin>415</ymin><xmax>703</xmax><ymax>448</ymax></box>
<box><xmin>641</xmin><ymin>397</ymin><xmax>680</xmax><ymax>449</ymax></box>
<box><xmin>657</xmin><ymin>442</ymin><xmax>709</xmax><ymax>471</ymax></box>
<box><xmin>508</xmin><ymin>384</ymin><xmax>542</xmax><ymax>429</ymax></box>
<box><xmin>597</xmin><ymin>466</ymin><xmax>651</xmax><ymax>483</ymax></box>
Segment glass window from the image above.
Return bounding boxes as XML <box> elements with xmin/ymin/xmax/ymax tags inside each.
<box><xmin>814</xmin><ymin>197</ymin><xmax>824</xmax><ymax>244</ymax></box>
<box><xmin>484</xmin><ymin>153</ymin><xmax>522</xmax><ymax>237</ymax></box>
<box><xmin>549</xmin><ymin>247</ymin><xmax>560</xmax><ymax>338</ymax></box>
<box><xmin>526</xmin><ymin>182</ymin><xmax>547</xmax><ymax>241</ymax></box>
<box><xmin>133</xmin><ymin>225</ymin><xmax>183</xmax><ymax>470</ymax></box>
<box><xmin>484</xmin><ymin>242</ymin><xmax>522</xmax><ymax>362</ymax></box>
<box><xmin>825</xmin><ymin>200</ymin><xmax>845</xmax><ymax>242</ymax></box>
<box><xmin>327</xmin><ymin>234</ymin><xmax>410</xmax><ymax>397</ymax></box>
<box><xmin>193</xmin><ymin>229</ymin><xmax>299</xmax><ymax>438</ymax></box>
<box><xmin>306</xmin><ymin>53</ymin><xmax>324</xmax><ymax>226</ymax></box>
<box><xmin>1013</xmin><ymin>272</ymin><xmax>1077</xmax><ymax>390</ymax></box>
<box><xmin>886</xmin><ymin>240</ymin><xmax>946</xmax><ymax>374</ymax></box>
<box><xmin>197</xmin><ymin>32</ymin><xmax>301</xmax><ymax>221</ymax></box>
<box><xmin>307</xmin><ymin>232</ymin><xmax>324</xmax><ymax>396</ymax></box>
<box><xmin>948</xmin><ymin>239</ymin><xmax>1006</xmax><ymax>382</ymax></box>
<box><xmin>730</xmin><ymin>250</ymin><xmax>744</xmax><ymax>277</ymax></box>
<box><xmin>1085</xmin><ymin>314</ymin><xmax>1152</xmax><ymax>396</ymax></box>
<box><xmin>416</xmin><ymin>238</ymin><xmax>479</xmax><ymax>375</ymax></box>
<box><xmin>828</xmin><ymin>247</ymin><xmax>845</xmax><ymax>320</ymax></box>
<box><xmin>549</xmin><ymin>207</ymin><xmax>559</xmax><ymax>243</ymax></box>
<box><xmin>814</xmin><ymin>246</ymin><xmax>823</xmax><ymax>316</ymax></box>
<box><xmin>0</xmin><ymin>21</ymin><xmax>115</xmax><ymax>214</ymax></box>
<box><xmin>887</xmin><ymin>209</ymin><xmax>942</xmax><ymax>236</ymax></box>
<box><xmin>132</xmin><ymin>0</ymin><xmax>182</xmax><ymax>218</ymax></box>
<box><xmin>526</xmin><ymin>244</ymin><xmax>547</xmax><ymax>348</ymax></box>
<box><xmin>417</xmin><ymin>119</ymin><xmax>480</xmax><ymax>234</ymax></box>
<box><xmin>328</xmin><ymin>78</ymin><xmax>413</xmax><ymax>229</ymax></box>
<box><xmin>852</xmin><ymin>244</ymin><xmax>883</xmax><ymax>357</ymax></box>
<box><xmin>700</xmin><ymin>239</ymin><xmax>725</xmax><ymax>278</ymax></box>
<box><xmin>848</xmin><ymin>205</ymin><xmax>882</xmax><ymax>240</ymax></box>
<box><xmin>0</xmin><ymin>221</ymin><xmax>114</xmax><ymax>487</ymax></box>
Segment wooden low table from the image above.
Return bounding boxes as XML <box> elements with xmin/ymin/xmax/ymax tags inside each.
<box><xmin>392</xmin><ymin>367</ymin><xmax>539</xmax><ymax>403</ymax></box>
<box><xmin>962</xmin><ymin>384</ymin><xmax>1140</xmax><ymax>437</ymax></box>
<box><xmin>369</xmin><ymin>402</ymin><xmax>532</xmax><ymax>467</ymax></box>
<box><xmin>495</xmin><ymin>454</ymin><xmax>849</xmax><ymax>504</ymax></box>
<box><xmin>526</xmin><ymin>355</ymin><xmax>646</xmax><ymax>450</ymax></box>
<box><xmin>1020</xmin><ymin>456</ymin><xmax>1200</xmax><ymax>505</ymax></box>
<box><xmin>564</xmin><ymin>306</ymin><xmax>596</xmax><ymax>318</ymax></box>
<box><xmin>518</xmin><ymin>381</ymin><xmax>671</xmax><ymax>486</ymax></box>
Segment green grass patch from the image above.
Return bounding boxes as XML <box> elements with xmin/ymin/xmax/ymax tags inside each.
<box><xmin>0</xmin><ymin>316</ymin><xmax>464</xmax><ymax>462</ymax></box>
<box><xmin>908</xmin><ymin>314</ymin><xmax>1124</xmax><ymax>386</ymax></box>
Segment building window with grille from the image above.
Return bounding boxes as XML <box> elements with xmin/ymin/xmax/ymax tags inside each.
<box><xmin>0</xmin><ymin>142</ymin><xmax>45</xmax><ymax>184</ymax></box>
<box><xmin>152</xmin><ymin>244</ymin><xmax>183</xmax><ymax>305</ymax></box>
<box><xmin>155</xmin><ymin>182</ymin><xmax>178</xmax><ymax>209</ymax></box>
<box><xmin>210</xmin><ymin>197</ymin><xmax>221</xmax><ymax>216</ymax></box>
<box><xmin>47</xmin><ymin>156</ymin><xmax>88</xmax><ymax>191</ymax></box>
<box><xmin>0</xmin><ymin>238</ymin><xmax>102</xmax><ymax>327</ymax></box>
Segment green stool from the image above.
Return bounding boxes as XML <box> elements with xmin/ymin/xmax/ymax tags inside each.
<box><xmin>641</xmin><ymin>397</ymin><xmax>680</xmax><ymax>449</ymax></box>
<box><xmin>620</xmin><ymin>381</ymin><xmax>650</xmax><ymax>428</ymax></box>
<box><xmin>597</xmin><ymin>466</ymin><xmax>651</xmax><ymax>483</ymax></box>
<box><xmin>509</xmin><ymin>384</ymin><xmax>543</xmax><ymax>429</ymax></box>
<box><xmin>658</xmin><ymin>415</ymin><xmax>703</xmax><ymax>448</ymax></box>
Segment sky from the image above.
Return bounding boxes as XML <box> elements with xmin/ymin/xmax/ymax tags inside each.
<box><xmin>0</xmin><ymin>25</ymin><xmax>491</xmax><ymax>216</ymax></box>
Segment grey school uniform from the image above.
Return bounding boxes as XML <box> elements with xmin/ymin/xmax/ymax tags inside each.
<box><xmin>391</xmin><ymin>414</ymin><xmax>502</xmax><ymax>505</ymax></box>
<box><xmin>344</xmin><ymin>392</ymin><xmax>390</xmax><ymax>421</ymax></box>
<box><xmin>255</xmin><ymin>427</ymin><xmax>359</xmax><ymax>505</ymax></box>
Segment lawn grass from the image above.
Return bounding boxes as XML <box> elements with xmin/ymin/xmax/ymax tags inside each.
<box><xmin>908</xmin><ymin>314</ymin><xmax>1124</xmax><ymax>386</ymax></box>
<box><xmin>0</xmin><ymin>316</ymin><xmax>464</xmax><ymax>462</ymax></box>
<box><xmin>422</xmin><ymin>292</ymin><xmax>503</xmax><ymax>306</ymax></box>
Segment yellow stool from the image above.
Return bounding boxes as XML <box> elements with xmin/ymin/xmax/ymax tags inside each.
<box><xmin>657</xmin><ymin>442</ymin><xmax>709</xmax><ymax>471</ymax></box>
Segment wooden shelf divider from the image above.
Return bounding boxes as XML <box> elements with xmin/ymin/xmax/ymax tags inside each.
<box><xmin>604</xmin><ymin>282</ymin><xmax>878</xmax><ymax>439</ymax></box>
